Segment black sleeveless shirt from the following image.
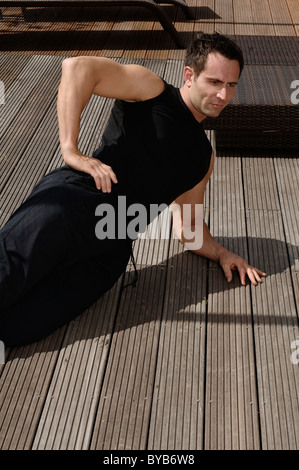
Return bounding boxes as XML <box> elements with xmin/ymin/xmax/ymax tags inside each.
<box><xmin>93</xmin><ymin>81</ymin><xmax>212</xmax><ymax>211</ymax></box>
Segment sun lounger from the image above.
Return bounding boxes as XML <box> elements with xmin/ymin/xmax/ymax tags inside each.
<box><xmin>0</xmin><ymin>0</ymin><xmax>193</xmax><ymax>48</ymax></box>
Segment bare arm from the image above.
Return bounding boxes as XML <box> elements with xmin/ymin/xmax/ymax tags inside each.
<box><xmin>57</xmin><ymin>56</ymin><xmax>164</xmax><ymax>191</ymax></box>
<box><xmin>171</xmin><ymin>152</ymin><xmax>266</xmax><ymax>286</ymax></box>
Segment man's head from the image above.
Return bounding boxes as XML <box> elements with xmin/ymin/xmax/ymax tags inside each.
<box><xmin>181</xmin><ymin>33</ymin><xmax>244</xmax><ymax>121</ymax></box>
<box><xmin>185</xmin><ymin>32</ymin><xmax>244</xmax><ymax>79</ymax></box>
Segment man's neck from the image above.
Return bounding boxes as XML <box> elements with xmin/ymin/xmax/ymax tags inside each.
<box><xmin>179</xmin><ymin>85</ymin><xmax>206</xmax><ymax>124</ymax></box>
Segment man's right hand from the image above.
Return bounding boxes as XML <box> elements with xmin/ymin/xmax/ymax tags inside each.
<box><xmin>63</xmin><ymin>149</ymin><xmax>118</xmax><ymax>193</ymax></box>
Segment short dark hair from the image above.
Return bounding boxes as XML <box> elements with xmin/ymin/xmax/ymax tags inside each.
<box><xmin>185</xmin><ymin>32</ymin><xmax>244</xmax><ymax>77</ymax></box>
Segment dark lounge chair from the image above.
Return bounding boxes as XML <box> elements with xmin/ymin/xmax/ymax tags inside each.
<box><xmin>0</xmin><ymin>0</ymin><xmax>193</xmax><ymax>48</ymax></box>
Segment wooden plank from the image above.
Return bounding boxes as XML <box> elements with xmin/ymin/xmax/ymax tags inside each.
<box><xmin>105</xmin><ymin>7</ymin><xmax>150</xmax><ymax>59</ymax></box>
<box><xmin>90</xmin><ymin>214</ymin><xmax>172</xmax><ymax>450</ymax></box>
<box><xmin>32</xmin><ymin>281</ymin><xmax>123</xmax><ymax>449</ymax></box>
<box><xmin>0</xmin><ymin>55</ymin><xmax>62</xmax><ymax>192</ymax></box>
<box><xmin>0</xmin><ymin>0</ymin><xmax>298</xmax><ymax>57</ymax></box>
<box><xmin>273</xmin><ymin>155</ymin><xmax>299</xmax><ymax>332</ymax></box>
<box><xmin>286</xmin><ymin>0</ymin><xmax>299</xmax><ymax>24</ymax></box>
<box><xmin>0</xmin><ymin>328</ymin><xmax>65</xmax><ymax>449</ymax></box>
<box><xmin>0</xmin><ymin>55</ymin><xmax>55</xmax><ymax>139</ymax></box>
<box><xmin>35</xmin><ymin>7</ymin><xmax>88</xmax><ymax>57</ymax></box>
<box><xmin>268</xmin><ymin>0</ymin><xmax>294</xmax><ymax>24</ymax></box>
<box><xmin>0</xmin><ymin>97</ymin><xmax>59</xmax><ymax>225</ymax></box>
<box><xmin>0</xmin><ymin>53</ymin><xmax>33</xmax><ymax>89</ymax></box>
<box><xmin>196</xmin><ymin>0</ymin><xmax>215</xmax><ymax>22</ymax></box>
<box><xmin>0</xmin><ymin>6</ymin><xmax>31</xmax><ymax>41</ymax></box>
<box><xmin>75</xmin><ymin>7</ymin><xmax>120</xmax><ymax>57</ymax></box>
<box><xmin>273</xmin><ymin>157</ymin><xmax>299</xmax><ymax>273</ymax></box>
<box><xmin>0</xmin><ymin>7</ymin><xmax>73</xmax><ymax>55</ymax></box>
<box><xmin>0</xmin><ymin>53</ymin><xmax>63</xmax><ymax>450</ymax></box>
<box><xmin>193</xmin><ymin>0</ymin><xmax>215</xmax><ymax>35</ymax></box>
<box><xmin>100</xmin><ymin>7</ymin><xmax>133</xmax><ymax>57</ymax></box>
<box><xmin>242</xmin><ymin>155</ymin><xmax>299</xmax><ymax>449</ymax></box>
<box><xmin>170</xmin><ymin>11</ymin><xmax>194</xmax><ymax>61</ymax></box>
<box><xmin>148</xmin><ymin>237</ymin><xmax>208</xmax><ymax>449</ymax></box>
<box><xmin>144</xmin><ymin>20</ymin><xmax>173</xmax><ymax>59</ymax></box>
<box><xmin>250</xmin><ymin>0</ymin><xmax>275</xmax><ymax>36</ymax></box>
<box><xmin>162</xmin><ymin>57</ymin><xmax>184</xmax><ymax>86</ymax></box>
<box><xmin>233</xmin><ymin>0</ymin><xmax>255</xmax><ymax>35</ymax></box>
<box><xmin>214</xmin><ymin>0</ymin><xmax>235</xmax><ymax>36</ymax></box>
<box><xmin>267</xmin><ymin>0</ymin><xmax>297</xmax><ymax>36</ymax></box>
<box><xmin>204</xmin><ymin>154</ymin><xmax>260</xmax><ymax>449</ymax></box>
<box><xmin>0</xmin><ymin>1</ymin><xmax>186</xmax><ymax>49</ymax></box>
<box><xmin>45</xmin><ymin>6</ymin><xmax>104</xmax><ymax>57</ymax></box>
<box><xmin>115</xmin><ymin>6</ymin><xmax>155</xmax><ymax>59</ymax></box>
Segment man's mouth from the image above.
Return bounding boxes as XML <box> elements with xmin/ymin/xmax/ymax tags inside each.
<box><xmin>210</xmin><ymin>102</ymin><xmax>224</xmax><ymax>109</ymax></box>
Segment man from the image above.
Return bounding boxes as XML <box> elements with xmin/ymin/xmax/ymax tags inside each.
<box><xmin>0</xmin><ymin>33</ymin><xmax>266</xmax><ymax>346</ymax></box>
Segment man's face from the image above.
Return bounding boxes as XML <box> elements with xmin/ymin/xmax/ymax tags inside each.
<box><xmin>182</xmin><ymin>52</ymin><xmax>240</xmax><ymax>121</ymax></box>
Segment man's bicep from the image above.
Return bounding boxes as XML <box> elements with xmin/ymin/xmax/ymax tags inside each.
<box><xmin>92</xmin><ymin>59</ymin><xmax>165</xmax><ymax>101</ymax></box>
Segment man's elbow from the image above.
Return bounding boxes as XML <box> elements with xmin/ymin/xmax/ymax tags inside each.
<box><xmin>61</xmin><ymin>56</ymin><xmax>85</xmax><ymax>75</ymax></box>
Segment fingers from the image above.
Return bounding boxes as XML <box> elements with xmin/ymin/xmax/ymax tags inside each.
<box><xmin>240</xmin><ymin>265</ymin><xmax>266</xmax><ymax>286</ymax></box>
<box><xmin>219</xmin><ymin>250</ymin><xmax>267</xmax><ymax>287</ymax></box>
<box><xmin>87</xmin><ymin>159</ymin><xmax>118</xmax><ymax>192</ymax></box>
<box><xmin>222</xmin><ymin>260</ymin><xmax>266</xmax><ymax>286</ymax></box>
<box><xmin>222</xmin><ymin>265</ymin><xmax>233</xmax><ymax>283</ymax></box>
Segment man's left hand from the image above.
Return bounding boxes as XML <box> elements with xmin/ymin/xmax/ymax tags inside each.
<box><xmin>219</xmin><ymin>251</ymin><xmax>266</xmax><ymax>286</ymax></box>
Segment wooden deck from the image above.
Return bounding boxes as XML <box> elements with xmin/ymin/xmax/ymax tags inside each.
<box><xmin>0</xmin><ymin>0</ymin><xmax>299</xmax><ymax>451</ymax></box>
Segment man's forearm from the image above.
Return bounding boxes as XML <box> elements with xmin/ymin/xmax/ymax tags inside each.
<box><xmin>189</xmin><ymin>221</ymin><xmax>229</xmax><ymax>262</ymax></box>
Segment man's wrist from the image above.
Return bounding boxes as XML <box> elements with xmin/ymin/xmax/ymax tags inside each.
<box><xmin>214</xmin><ymin>244</ymin><xmax>229</xmax><ymax>263</ymax></box>
<box><xmin>61</xmin><ymin>145</ymin><xmax>82</xmax><ymax>163</ymax></box>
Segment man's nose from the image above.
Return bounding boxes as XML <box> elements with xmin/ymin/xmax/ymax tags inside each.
<box><xmin>216</xmin><ymin>86</ymin><xmax>228</xmax><ymax>101</ymax></box>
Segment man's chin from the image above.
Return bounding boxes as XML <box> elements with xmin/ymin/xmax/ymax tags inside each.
<box><xmin>203</xmin><ymin>109</ymin><xmax>223</xmax><ymax>118</ymax></box>
<box><xmin>205</xmin><ymin>103</ymin><xmax>226</xmax><ymax>117</ymax></box>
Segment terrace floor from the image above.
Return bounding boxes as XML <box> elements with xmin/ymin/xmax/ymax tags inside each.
<box><xmin>0</xmin><ymin>0</ymin><xmax>299</xmax><ymax>451</ymax></box>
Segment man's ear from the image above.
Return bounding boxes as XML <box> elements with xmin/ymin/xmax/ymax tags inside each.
<box><xmin>183</xmin><ymin>66</ymin><xmax>195</xmax><ymax>87</ymax></box>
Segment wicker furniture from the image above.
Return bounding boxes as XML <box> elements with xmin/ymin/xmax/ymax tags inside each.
<box><xmin>204</xmin><ymin>65</ymin><xmax>299</xmax><ymax>149</ymax></box>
